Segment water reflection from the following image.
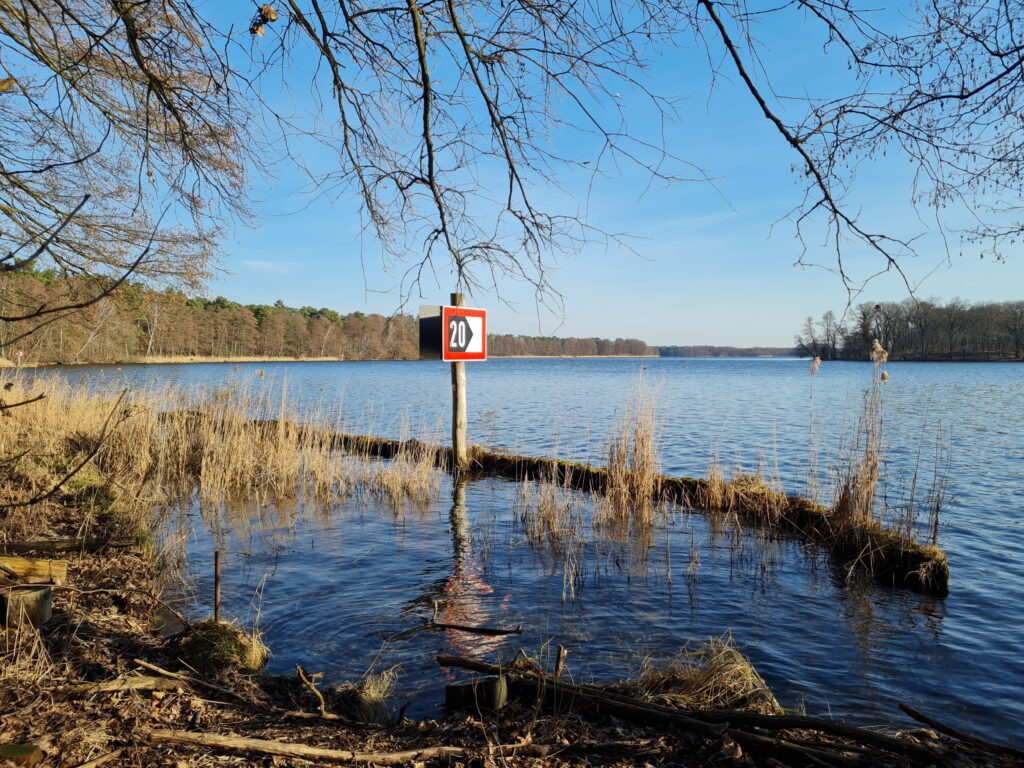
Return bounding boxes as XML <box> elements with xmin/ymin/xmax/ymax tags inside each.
<box><xmin>437</xmin><ymin>479</ymin><xmax>511</xmax><ymax>660</ymax></box>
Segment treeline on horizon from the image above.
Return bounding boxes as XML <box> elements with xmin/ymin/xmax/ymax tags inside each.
<box><xmin>658</xmin><ymin>345</ymin><xmax>796</xmax><ymax>357</ymax></box>
<box><xmin>797</xmin><ymin>298</ymin><xmax>1024</xmax><ymax>361</ymax></box>
<box><xmin>0</xmin><ymin>271</ymin><xmax>656</xmax><ymax>363</ymax></box>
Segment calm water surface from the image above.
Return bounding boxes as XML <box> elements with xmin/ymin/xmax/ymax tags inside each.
<box><xmin>35</xmin><ymin>358</ymin><xmax>1024</xmax><ymax>743</ymax></box>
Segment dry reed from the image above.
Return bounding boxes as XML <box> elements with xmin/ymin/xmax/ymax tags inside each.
<box><xmin>600</xmin><ymin>378</ymin><xmax>662</xmax><ymax>526</ymax></box>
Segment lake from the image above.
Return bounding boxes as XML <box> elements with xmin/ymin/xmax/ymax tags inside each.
<box><xmin>33</xmin><ymin>357</ymin><xmax>1024</xmax><ymax>743</ymax></box>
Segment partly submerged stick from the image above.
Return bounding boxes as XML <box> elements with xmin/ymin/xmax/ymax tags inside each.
<box><xmin>429</xmin><ymin>599</ymin><xmax>523</xmax><ymax>636</ymax></box>
<box><xmin>899</xmin><ymin>702</ymin><xmax>1024</xmax><ymax>759</ymax></box>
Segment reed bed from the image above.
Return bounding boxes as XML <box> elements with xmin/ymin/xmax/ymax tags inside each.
<box><xmin>513</xmin><ymin>466</ymin><xmax>587</xmax><ymax>601</ymax></box>
<box><xmin>0</xmin><ymin>376</ymin><xmax>444</xmax><ymax>550</ymax></box>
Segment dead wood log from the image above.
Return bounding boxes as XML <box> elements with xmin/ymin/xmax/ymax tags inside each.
<box><xmin>0</xmin><ymin>537</ymin><xmax>134</xmax><ymax>554</ymax></box>
<box><xmin>437</xmin><ymin>654</ymin><xmax>724</xmax><ymax>737</ymax></box>
<box><xmin>147</xmin><ymin>729</ymin><xmax>532</xmax><ymax>764</ymax></box>
<box><xmin>899</xmin><ymin>702</ymin><xmax>1024</xmax><ymax>759</ymax></box>
<box><xmin>436</xmin><ymin>655</ymin><xmax>942</xmax><ymax>765</ymax></box>
<box><xmin>0</xmin><ymin>556</ymin><xmax>67</xmax><ymax>584</ymax></box>
<box><xmin>0</xmin><ymin>744</ymin><xmax>42</xmax><ymax>766</ymax></box>
<box><xmin>55</xmin><ymin>676</ymin><xmax>182</xmax><ymax>698</ymax></box>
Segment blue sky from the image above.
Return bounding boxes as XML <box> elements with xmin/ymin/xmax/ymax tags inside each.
<box><xmin>206</xmin><ymin>5</ymin><xmax>1024</xmax><ymax>347</ymax></box>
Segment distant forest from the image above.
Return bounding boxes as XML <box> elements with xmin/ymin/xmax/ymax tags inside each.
<box><xmin>796</xmin><ymin>299</ymin><xmax>1024</xmax><ymax>361</ymax></box>
<box><xmin>0</xmin><ymin>271</ymin><xmax>654</xmax><ymax>364</ymax></box>
<box><xmin>658</xmin><ymin>345</ymin><xmax>796</xmax><ymax>358</ymax></box>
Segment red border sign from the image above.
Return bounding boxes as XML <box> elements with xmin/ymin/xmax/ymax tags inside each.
<box><xmin>442</xmin><ymin>306</ymin><xmax>487</xmax><ymax>361</ymax></box>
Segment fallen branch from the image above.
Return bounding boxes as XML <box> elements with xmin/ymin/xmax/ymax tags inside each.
<box><xmin>56</xmin><ymin>676</ymin><xmax>181</xmax><ymax>699</ymax></box>
<box><xmin>899</xmin><ymin>702</ymin><xmax>1024</xmax><ymax>759</ymax></box>
<box><xmin>295</xmin><ymin>664</ymin><xmax>342</xmax><ymax>720</ymax></box>
<box><xmin>1</xmin><ymin>537</ymin><xmax>136</xmax><ymax>554</ymax></box>
<box><xmin>437</xmin><ymin>654</ymin><xmax>724</xmax><ymax>738</ymax></box>
<box><xmin>133</xmin><ymin>659</ymin><xmax>239</xmax><ymax>699</ymax></box>
<box><xmin>431</xmin><ymin>620</ymin><xmax>523</xmax><ymax>636</ymax></box>
<box><xmin>281</xmin><ymin>709</ymin><xmax>344</xmax><ymax>721</ymax></box>
<box><xmin>430</xmin><ymin>600</ymin><xmax>523</xmax><ymax>636</ymax></box>
<box><xmin>0</xmin><ymin>393</ymin><xmax>46</xmax><ymax>412</ymax></box>
<box><xmin>147</xmin><ymin>729</ymin><xmax>533</xmax><ymax>764</ymax></box>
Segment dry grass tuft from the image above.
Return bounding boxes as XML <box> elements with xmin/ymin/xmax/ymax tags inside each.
<box><xmin>617</xmin><ymin>634</ymin><xmax>782</xmax><ymax>715</ymax></box>
<box><xmin>180</xmin><ymin>618</ymin><xmax>269</xmax><ymax>675</ymax></box>
<box><xmin>327</xmin><ymin>666</ymin><xmax>400</xmax><ymax>724</ymax></box>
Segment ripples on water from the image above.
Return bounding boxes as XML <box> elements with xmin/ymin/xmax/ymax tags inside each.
<box><xmin>35</xmin><ymin>358</ymin><xmax>1024</xmax><ymax>743</ymax></box>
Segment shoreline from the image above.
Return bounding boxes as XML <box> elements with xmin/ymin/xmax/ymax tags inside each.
<box><xmin>1</xmin><ymin>353</ymin><xmax>659</xmax><ymax>368</ymax></box>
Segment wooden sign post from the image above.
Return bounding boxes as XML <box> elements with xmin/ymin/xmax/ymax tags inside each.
<box><xmin>450</xmin><ymin>293</ymin><xmax>468</xmax><ymax>470</ymax></box>
<box><xmin>419</xmin><ymin>296</ymin><xmax>487</xmax><ymax>472</ymax></box>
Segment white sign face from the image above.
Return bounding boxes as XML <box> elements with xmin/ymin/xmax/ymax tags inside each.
<box><xmin>448</xmin><ymin>314</ymin><xmax>484</xmax><ymax>355</ymax></box>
